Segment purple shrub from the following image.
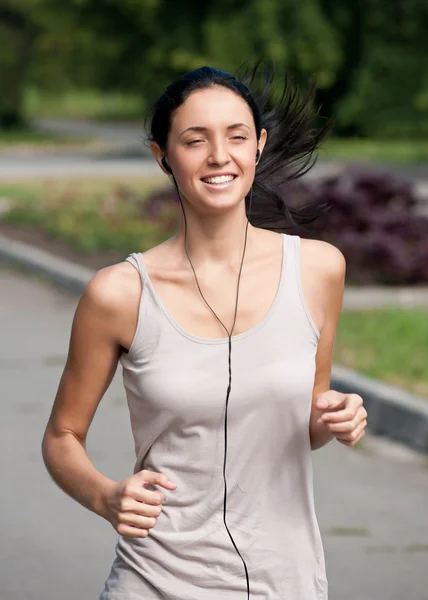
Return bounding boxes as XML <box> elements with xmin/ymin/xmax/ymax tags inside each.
<box><xmin>290</xmin><ymin>167</ymin><xmax>428</xmax><ymax>285</ymax></box>
<box><xmin>143</xmin><ymin>186</ymin><xmax>178</xmax><ymax>218</ymax></box>
<box><xmin>142</xmin><ymin>185</ymin><xmax>180</xmax><ymax>233</ymax></box>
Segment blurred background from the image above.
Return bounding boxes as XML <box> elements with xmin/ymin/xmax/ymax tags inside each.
<box><xmin>1</xmin><ymin>1</ymin><xmax>428</xmax><ymax>599</ymax></box>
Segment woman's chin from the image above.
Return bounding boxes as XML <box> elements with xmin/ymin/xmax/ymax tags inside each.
<box><xmin>188</xmin><ymin>183</ymin><xmax>249</xmax><ymax>212</ymax></box>
<box><xmin>199</xmin><ymin>193</ymin><xmax>245</xmax><ymax>214</ymax></box>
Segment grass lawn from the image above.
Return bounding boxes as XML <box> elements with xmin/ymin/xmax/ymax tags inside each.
<box><xmin>24</xmin><ymin>87</ymin><xmax>145</xmax><ymax>122</ymax></box>
<box><xmin>335</xmin><ymin>308</ymin><xmax>428</xmax><ymax>398</ymax></box>
<box><xmin>320</xmin><ymin>138</ymin><xmax>428</xmax><ymax>164</ymax></box>
<box><xmin>0</xmin><ymin>126</ymin><xmax>108</xmax><ymax>149</ymax></box>
<box><xmin>0</xmin><ymin>126</ymin><xmax>112</xmax><ymax>150</ymax></box>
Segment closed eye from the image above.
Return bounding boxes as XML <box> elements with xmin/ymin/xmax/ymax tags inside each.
<box><xmin>186</xmin><ymin>135</ymin><xmax>246</xmax><ymax>146</ymax></box>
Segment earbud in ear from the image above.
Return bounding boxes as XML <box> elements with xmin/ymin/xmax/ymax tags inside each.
<box><xmin>255</xmin><ymin>149</ymin><xmax>261</xmax><ymax>165</ymax></box>
<box><xmin>161</xmin><ymin>156</ymin><xmax>172</xmax><ymax>174</ymax></box>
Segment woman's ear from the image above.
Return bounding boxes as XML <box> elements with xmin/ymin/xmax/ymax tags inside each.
<box><xmin>150</xmin><ymin>141</ymin><xmax>171</xmax><ymax>175</ymax></box>
<box><xmin>258</xmin><ymin>128</ymin><xmax>268</xmax><ymax>157</ymax></box>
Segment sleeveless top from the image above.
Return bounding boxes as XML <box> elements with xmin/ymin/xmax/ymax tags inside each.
<box><xmin>100</xmin><ymin>233</ymin><xmax>328</xmax><ymax>600</ymax></box>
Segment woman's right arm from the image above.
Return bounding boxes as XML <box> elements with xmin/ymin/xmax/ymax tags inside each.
<box><xmin>42</xmin><ymin>263</ymin><xmax>177</xmax><ymax>537</ymax></box>
<box><xmin>41</xmin><ymin>265</ymin><xmax>132</xmax><ymax>518</ymax></box>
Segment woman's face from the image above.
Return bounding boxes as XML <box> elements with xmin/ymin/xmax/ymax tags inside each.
<box><xmin>152</xmin><ymin>85</ymin><xmax>267</xmax><ymax>215</ymax></box>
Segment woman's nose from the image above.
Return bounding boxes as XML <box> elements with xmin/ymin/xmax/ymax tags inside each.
<box><xmin>208</xmin><ymin>142</ymin><xmax>230</xmax><ymax>166</ymax></box>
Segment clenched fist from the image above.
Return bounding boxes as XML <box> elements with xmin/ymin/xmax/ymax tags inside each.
<box><xmin>315</xmin><ymin>390</ymin><xmax>367</xmax><ymax>447</ymax></box>
<box><xmin>100</xmin><ymin>469</ymin><xmax>177</xmax><ymax>538</ymax></box>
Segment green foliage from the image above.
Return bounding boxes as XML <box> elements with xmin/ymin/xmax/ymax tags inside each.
<box><xmin>2</xmin><ymin>0</ymin><xmax>428</xmax><ymax>137</ymax></box>
<box><xmin>334</xmin><ymin>9</ymin><xmax>428</xmax><ymax>137</ymax></box>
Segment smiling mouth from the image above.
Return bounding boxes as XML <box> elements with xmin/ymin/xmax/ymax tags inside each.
<box><xmin>201</xmin><ymin>175</ymin><xmax>237</xmax><ymax>186</ymax></box>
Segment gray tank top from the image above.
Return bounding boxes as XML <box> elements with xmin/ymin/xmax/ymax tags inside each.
<box><xmin>100</xmin><ymin>233</ymin><xmax>328</xmax><ymax>599</ymax></box>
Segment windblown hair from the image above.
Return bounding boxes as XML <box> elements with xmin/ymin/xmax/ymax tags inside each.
<box><xmin>147</xmin><ymin>61</ymin><xmax>332</xmax><ymax>231</ymax></box>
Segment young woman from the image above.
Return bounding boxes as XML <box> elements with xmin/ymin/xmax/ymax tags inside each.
<box><xmin>42</xmin><ymin>64</ymin><xmax>367</xmax><ymax>599</ymax></box>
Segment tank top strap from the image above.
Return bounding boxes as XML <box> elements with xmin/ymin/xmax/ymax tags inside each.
<box><xmin>279</xmin><ymin>232</ymin><xmax>295</xmax><ymax>294</ymax></box>
<box><xmin>285</xmin><ymin>233</ymin><xmax>321</xmax><ymax>341</ymax></box>
<box><xmin>121</xmin><ymin>252</ymin><xmax>153</xmax><ymax>359</ymax></box>
<box><xmin>125</xmin><ymin>252</ymin><xmax>147</xmax><ymax>286</ymax></box>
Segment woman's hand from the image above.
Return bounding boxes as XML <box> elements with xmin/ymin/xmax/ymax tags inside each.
<box><xmin>100</xmin><ymin>470</ymin><xmax>177</xmax><ymax>538</ymax></box>
<box><xmin>315</xmin><ymin>390</ymin><xmax>368</xmax><ymax>447</ymax></box>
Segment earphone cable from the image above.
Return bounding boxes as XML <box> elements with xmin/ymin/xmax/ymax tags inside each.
<box><xmin>173</xmin><ymin>178</ymin><xmax>253</xmax><ymax>600</ymax></box>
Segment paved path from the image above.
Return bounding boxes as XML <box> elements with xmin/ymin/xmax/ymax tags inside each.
<box><xmin>0</xmin><ymin>151</ymin><xmax>341</xmax><ymax>182</ymax></box>
<box><xmin>33</xmin><ymin>117</ymin><xmax>148</xmax><ymax>144</ymax></box>
<box><xmin>1</xmin><ymin>269</ymin><xmax>427</xmax><ymax>600</ymax></box>
<box><xmin>0</xmin><ymin>118</ymin><xmax>426</xmax><ymax>194</ymax></box>
<box><xmin>0</xmin><ymin>154</ymin><xmax>160</xmax><ymax>180</ymax></box>
<box><xmin>29</xmin><ymin>118</ymin><xmax>428</xmax><ymax>179</ymax></box>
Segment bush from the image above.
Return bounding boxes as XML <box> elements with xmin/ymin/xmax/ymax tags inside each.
<box><xmin>2</xmin><ymin>182</ymin><xmax>171</xmax><ymax>255</ymax></box>
<box><xmin>143</xmin><ymin>185</ymin><xmax>180</xmax><ymax>233</ymax></box>
<box><xmin>296</xmin><ymin>167</ymin><xmax>428</xmax><ymax>285</ymax></box>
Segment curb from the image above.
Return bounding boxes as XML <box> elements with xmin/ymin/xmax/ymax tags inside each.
<box><xmin>331</xmin><ymin>365</ymin><xmax>428</xmax><ymax>453</ymax></box>
<box><xmin>1</xmin><ymin>233</ymin><xmax>428</xmax><ymax>453</ymax></box>
<box><xmin>342</xmin><ymin>285</ymin><xmax>428</xmax><ymax>310</ymax></box>
<box><xmin>0</xmin><ymin>235</ymin><xmax>94</xmax><ymax>293</ymax></box>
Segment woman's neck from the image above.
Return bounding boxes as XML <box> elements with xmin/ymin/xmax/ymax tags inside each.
<box><xmin>171</xmin><ymin>211</ymin><xmax>257</xmax><ymax>270</ymax></box>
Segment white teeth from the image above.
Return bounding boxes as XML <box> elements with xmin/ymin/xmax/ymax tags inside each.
<box><xmin>203</xmin><ymin>175</ymin><xmax>235</xmax><ymax>184</ymax></box>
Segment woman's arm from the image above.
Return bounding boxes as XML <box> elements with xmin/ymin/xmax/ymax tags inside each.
<box><xmin>300</xmin><ymin>239</ymin><xmax>347</xmax><ymax>451</ymax></box>
<box><xmin>41</xmin><ymin>262</ymin><xmax>140</xmax><ymax>517</ymax></box>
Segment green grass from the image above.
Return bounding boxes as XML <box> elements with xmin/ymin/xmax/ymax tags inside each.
<box><xmin>24</xmin><ymin>87</ymin><xmax>145</xmax><ymax>121</ymax></box>
<box><xmin>334</xmin><ymin>308</ymin><xmax>428</xmax><ymax>398</ymax></box>
<box><xmin>0</xmin><ymin>126</ymin><xmax>92</xmax><ymax>147</ymax></box>
<box><xmin>320</xmin><ymin>138</ymin><xmax>428</xmax><ymax>164</ymax></box>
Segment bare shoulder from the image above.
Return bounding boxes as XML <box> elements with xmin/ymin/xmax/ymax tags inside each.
<box><xmin>83</xmin><ymin>260</ymin><xmax>141</xmax><ymax>313</ymax></box>
<box><xmin>298</xmin><ymin>238</ymin><xmax>346</xmax><ymax>332</ymax></box>
<box><xmin>300</xmin><ymin>238</ymin><xmax>346</xmax><ymax>284</ymax></box>
<box><xmin>75</xmin><ymin>261</ymin><xmax>142</xmax><ymax>351</ymax></box>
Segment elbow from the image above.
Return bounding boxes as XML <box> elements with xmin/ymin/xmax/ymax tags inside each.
<box><xmin>41</xmin><ymin>423</ymin><xmax>84</xmax><ymax>469</ymax></box>
<box><xmin>41</xmin><ymin>424</ymin><xmax>59</xmax><ymax>472</ymax></box>
<box><xmin>41</xmin><ymin>424</ymin><xmax>51</xmax><ymax>465</ymax></box>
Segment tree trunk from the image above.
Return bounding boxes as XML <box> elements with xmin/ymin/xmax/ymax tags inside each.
<box><xmin>0</xmin><ymin>9</ymin><xmax>33</xmax><ymax>129</ymax></box>
<box><xmin>316</xmin><ymin>0</ymin><xmax>365</xmax><ymax>136</ymax></box>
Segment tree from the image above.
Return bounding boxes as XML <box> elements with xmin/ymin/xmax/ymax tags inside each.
<box><xmin>1</xmin><ymin>0</ymin><xmax>427</xmax><ymax>137</ymax></box>
<box><xmin>318</xmin><ymin>0</ymin><xmax>428</xmax><ymax>137</ymax></box>
<box><xmin>0</xmin><ymin>3</ymin><xmax>35</xmax><ymax>127</ymax></box>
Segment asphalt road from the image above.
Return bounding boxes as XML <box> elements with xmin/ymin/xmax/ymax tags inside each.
<box><xmin>1</xmin><ymin>269</ymin><xmax>428</xmax><ymax>600</ymax></box>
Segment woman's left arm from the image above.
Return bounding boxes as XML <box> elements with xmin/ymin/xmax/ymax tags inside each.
<box><xmin>306</xmin><ymin>242</ymin><xmax>367</xmax><ymax>451</ymax></box>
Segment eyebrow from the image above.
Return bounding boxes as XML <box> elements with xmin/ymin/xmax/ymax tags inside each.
<box><xmin>179</xmin><ymin>122</ymin><xmax>251</xmax><ymax>138</ymax></box>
